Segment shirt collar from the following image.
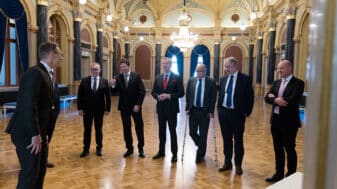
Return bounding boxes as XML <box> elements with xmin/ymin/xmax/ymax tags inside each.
<box><xmin>283</xmin><ymin>75</ymin><xmax>293</xmax><ymax>82</ymax></box>
<box><xmin>40</xmin><ymin>61</ymin><xmax>52</xmax><ymax>73</ymax></box>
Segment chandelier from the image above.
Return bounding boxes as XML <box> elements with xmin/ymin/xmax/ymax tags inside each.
<box><xmin>170</xmin><ymin>1</ymin><xmax>198</xmax><ymax>52</ymax></box>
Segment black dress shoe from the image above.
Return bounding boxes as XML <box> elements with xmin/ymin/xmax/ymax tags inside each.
<box><xmin>80</xmin><ymin>151</ymin><xmax>89</xmax><ymax>158</ymax></box>
<box><xmin>46</xmin><ymin>162</ymin><xmax>55</xmax><ymax>168</ymax></box>
<box><xmin>152</xmin><ymin>152</ymin><xmax>165</xmax><ymax>159</ymax></box>
<box><xmin>195</xmin><ymin>156</ymin><xmax>204</xmax><ymax>164</ymax></box>
<box><xmin>218</xmin><ymin>164</ymin><xmax>232</xmax><ymax>172</ymax></box>
<box><xmin>285</xmin><ymin>171</ymin><xmax>295</xmax><ymax>177</ymax></box>
<box><xmin>139</xmin><ymin>150</ymin><xmax>145</xmax><ymax>158</ymax></box>
<box><xmin>265</xmin><ymin>174</ymin><xmax>284</xmax><ymax>182</ymax></box>
<box><xmin>171</xmin><ymin>155</ymin><xmax>177</xmax><ymax>163</ymax></box>
<box><xmin>96</xmin><ymin>149</ymin><xmax>103</xmax><ymax>156</ymax></box>
<box><xmin>123</xmin><ymin>150</ymin><xmax>133</xmax><ymax>158</ymax></box>
<box><xmin>236</xmin><ymin>166</ymin><xmax>243</xmax><ymax>175</ymax></box>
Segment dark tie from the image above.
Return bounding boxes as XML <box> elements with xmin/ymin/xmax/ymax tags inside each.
<box><xmin>93</xmin><ymin>77</ymin><xmax>97</xmax><ymax>93</ymax></box>
<box><xmin>163</xmin><ymin>74</ymin><xmax>168</xmax><ymax>90</ymax></box>
<box><xmin>124</xmin><ymin>74</ymin><xmax>129</xmax><ymax>87</ymax></box>
<box><xmin>196</xmin><ymin>79</ymin><xmax>202</xmax><ymax>107</ymax></box>
<box><xmin>226</xmin><ymin>75</ymin><xmax>234</xmax><ymax>107</ymax></box>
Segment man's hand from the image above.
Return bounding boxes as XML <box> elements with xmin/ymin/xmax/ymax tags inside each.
<box><xmin>274</xmin><ymin>97</ymin><xmax>288</xmax><ymax>107</ymax></box>
<box><xmin>79</xmin><ymin>110</ymin><xmax>84</xmax><ymax>116</ymax></box>
<box><xmin>158</xmin><ymin>93</ymin><xmax>170</xmax><ymax>101</ymax></box>
<box><xmin>104</xmin><ymin>111</ymin><xmax>109</xmax><ymax>116</ymax></box>
<box><xmin>208</xmin><ymin>113</ymin><xmax>214</xmax><ymax>118</ymax></box>
<box><xmin>185</xmin><ymin>111</ymin><xmax>190</xmax><ymax>115</ymax></box>
<box><xmin>133</xmin><ymin>105</ymin><xmax>140</xmax><ymax>112</ymax></box>
<box><xmin>27</xmin><ymin>135</ymin><xmax>42</xmax><ymax>154</ymax></box>
<box><xmin>110</xmin><ymin>79</ymin><xmax>116</xmax><ymax>87</ymax></box>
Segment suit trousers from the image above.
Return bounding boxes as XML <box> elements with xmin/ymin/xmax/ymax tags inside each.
<box><xmin>83</xmin><ymin>112</ymin><xmax>104</xmax><ymax>151</ymax></box>
<box><xmin>157</xmin><ymin>111</ymin><xmax>178</xmax><ymax>155</ymax></box>
<box><xmin>120</xmin><ymin>109</ymin><xmax>145</xmax><ymax>151</ymax></box>
<box><xmin>271</xmin><ymin>114</ymin><xmax>298</xmax><ymax>176</ymax></box>
<box><xmin>189</xmin><ymin>107</ymin><xmax>210</xmax><ymax>158</ymax></box>
<box><xmin>218</xmin><ymin>107</ymin><xmax>246</xmax><ymax>167</ymax></box>
<box><xmin>12</xmin><ymin>135</ymin><xmax>48</xmax><ymax>189</ymax></box>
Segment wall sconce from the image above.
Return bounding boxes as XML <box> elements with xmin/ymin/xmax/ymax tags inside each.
<box><xmin>106</xmin><ymin>14</ymin><xmax>112</xmax><ymax>22</ymax></box>
<box><xmin>139</xmin><ymin>36</ymin><xmax>144</xmax><ymax>41</ymax></box>
<box><xmin>232</xmin><ymin>36</ymin><xmax>237</xmax><ymax>41</ymax></box>
<box><xmin>124</xmin><ymin>26</ymin><xmax>129</xmax><ymax>32</ymax></box>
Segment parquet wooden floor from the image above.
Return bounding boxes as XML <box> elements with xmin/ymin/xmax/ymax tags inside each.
<box><xmin>0</xmin><ymin>94</ymin><xmax>303</xmax><ymax>189</ymax></box>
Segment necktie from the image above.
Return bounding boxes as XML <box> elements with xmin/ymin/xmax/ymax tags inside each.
<box><xmin>274</xmin><ymin>79</ymin><xmax>287</xmax><ymax>114</ymax></box>
<box><xmin>163</xmin><ymin>74</ymin><xmax>168</xmax><ymax>90</ymax></box>
<box><xmin>93</xmin><ymin>77</ymin><xmax>97</xmax><ymax>93</ymax></box>
<box><xmin>196</xmin><ymin>79</ymin><xmax>202</xmax><ymax>107</ymax></box>
<box><xmin>226</xmin><ymin>75</ymin><xmax>234</xmax><ymax>107</ymax></box>
<box><xmin>124</xmin><ymin>74</ymin><xmax>129</xmax><ymax>87</ymax></box>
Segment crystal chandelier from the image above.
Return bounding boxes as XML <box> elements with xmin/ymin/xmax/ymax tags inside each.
<box><xmin>170</xmin><ymin>1</ymin><xmax>198</xmax><ymax>52</ymax></box>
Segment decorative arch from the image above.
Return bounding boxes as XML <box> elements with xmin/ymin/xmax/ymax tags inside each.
<box><xmin>131</xmin><ymin>41</ymin><xmax>155</xmax><ymax>56</ymax></box>
<box><xmin>19</xmin><ymin>0</ymin><xmax>34</xmax><ymax>26</ymax></box>
<box><xmin>221</xmin><ymin>40</ymin><xmax>248</xmax><ymax>58</ymax></box>
<box><xmin>134</xmin><ymin>44</ymin><xmax>151</xmax><ymax>80</ymax></box>
<box><xmin>190</xmin><ymin>45</ymin><xmax>210</xmax><ymax>77</ymax></box>
<box><xmin>81</xmin><ymin>21</ymin><xmax>96</xmax><ymax>46</ymax></box>
<box><xmin>47</xmin><ymin>5</ymin><xmax>73</xmax><ymax>39</ymax></box>
<box><xmin>165</xmin><ymin>45</ymin><xmax>184</xmax><ymax>76</ymax></box>
<box><xmin>222</xmin><ymin>45</ymin><xmax>244</xmax><ymax>73</ymax></box>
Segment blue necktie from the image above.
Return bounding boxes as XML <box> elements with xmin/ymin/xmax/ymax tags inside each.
<box><xmin>196</xmin><ymin>79</ymin><xmax>202</xmax><ymax>107</ymax></box>
<box><xmin>93</xmin><ymin>77</ymin><xmax>97</xmax><ymax>93</ymax></box>
<box><xmin>226</xmin><ymin>75</ymin><xmax>234</xmax><ymax>107</ymax></box>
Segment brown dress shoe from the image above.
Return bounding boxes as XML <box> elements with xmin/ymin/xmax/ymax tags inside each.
<box><xmin>218</xmin><ymin>164</ymin><xmax>232</xmax><ymax>172</ymax></box>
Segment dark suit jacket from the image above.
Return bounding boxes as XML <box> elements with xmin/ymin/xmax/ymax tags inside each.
<box><xmin>185</xmin><ymin>76</ymin><xmax>217</xmax><ymax>114</ymax></box>
<box><xmin>111</xmin><ymin>72</ymin><xmax>146</xmax><ymax>111</ymax></box>
<box><xmin>77</xmin><ymin>76</ymin><xmax>111</xmax><ymax>114</ymax></box>
<box><xmin>151</xmin><ymin>72</ymin><xmax>185</xmax><ymax>114</ymax></box>
<box><xmin>218</xmin><ymin>72</ymin><xmax>254</xmax><ymax>117</ymax></box>
<box><xmin>6</xmin><ymin>63</ymin><xmax>54</xmax><ymax>140</ymax></box>
<box><xmin>264</xmin><ymin>76</ymin><xmax>305</xmax><ymax>128</ymax></box>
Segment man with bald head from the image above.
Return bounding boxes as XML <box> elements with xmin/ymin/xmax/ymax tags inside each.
<box><xmin>185</xmin><ymin>64</ymin><xmax>216</xmax><ymax>164</ymax></box>
<box><xmin>264</xmin><ymin>60</ymin><xmax>304</xmax><ymax>182</ymax></box>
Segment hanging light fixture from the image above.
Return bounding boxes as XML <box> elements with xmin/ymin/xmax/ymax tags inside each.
<box><xmin>170</xmin><ymin>0</ymin><xmax>198</xmax><ymax>52</ymax></box>
<box><xmin>79</xmin><ymin>0</ymin><xmax>86</xmax><ymax>5</ymax></box>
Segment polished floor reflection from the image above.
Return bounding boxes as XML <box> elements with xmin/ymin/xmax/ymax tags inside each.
<box><xmin>0</xmin><ymin>94</ymin><xmax>303</xmax><ymax>189</ymax></box>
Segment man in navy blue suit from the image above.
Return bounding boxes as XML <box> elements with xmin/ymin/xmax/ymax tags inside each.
<box><xmin>217</xmin><ymin>57</ymin><xmax>254</xmax><ymax>175</ymax></box>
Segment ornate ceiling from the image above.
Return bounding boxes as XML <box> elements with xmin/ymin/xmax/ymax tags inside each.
<box><xmin>88</xmin><ymin>0</ymin><xmax>273</xmax><ymax>28</ymax></box>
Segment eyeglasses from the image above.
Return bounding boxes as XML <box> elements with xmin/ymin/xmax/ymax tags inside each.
<box><xmin>91</xmin><ymin>68</ymin><xmax>99</xmax><ymax>71</ymax></box>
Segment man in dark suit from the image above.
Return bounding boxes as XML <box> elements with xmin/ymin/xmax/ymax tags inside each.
<box><xmin>77</xmin><ymin>62</ymin><xmax>111</xmax><ymax>158</ymax></box>
<box><xmin>264</xmin><ymin>60</ymin><xmax>304</xmax><ymax>182</ymax></box>
<box><xmin>217</xmin><ymin>57</ymin><xmax>254</xmax><ymax>175</ymax></box>
<box><xmin>110</xmin><ymin>58</ymin><xmax>146</xmax><ymax>158</ymax></box>
<box><xmin>46</xmin><ymin>72</ymin><xmax>60</xmax><ymax>168</ymax></box>
<box><xmin>151</xmin><ymin>57</ymin><xmax>185</xmax><ymax>163</ymax></box>
<box><xmin>185</xmin><ymin>64</ymin><xmax>217</xmax><ymax>164</ymax></box>
<box><xmin>6</xmin><ymin>42</ymin><xmax>63</xmax><ymax>189</ymax></box>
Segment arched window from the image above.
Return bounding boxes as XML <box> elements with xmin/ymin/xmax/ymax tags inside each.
<box><xmin>190</xmin><ymin>45</ymin><xmax>210</xmax><ymax>77</ymax></box>
<box><xmin>0</xmin><ymin>19</ymin><xmax>19</xmax><ymax>87</ymax></box>
<box><xmin>165</xmin><ymin>45</ymin><xmax>184</xmax><ymax>76</ymax></box>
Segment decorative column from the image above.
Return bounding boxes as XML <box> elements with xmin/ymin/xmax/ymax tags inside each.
<box><xmin>95</xmin><ymin>10</ymin><xmax>104</xmax><ymax>69</ymax></box>
<box><xmin>285</xmin><ymin>11</ymin><xmax>296</xmax><ymax>64</ymax></box>
<box><xmin>124</xmin><ymin>42</ymin><xmax>130</xmax><ymax>59</ymax></box>
<box><xmin>37</xmin><ymin>0</ymin><xmax>48</xmax><ymax>56</ymax></box>
<box><xmin>248</xmin><ymin>43</ymin><xmax>254</xmax><ymax>84</ymax></box>
<box><xmin>214</xmin><ymin>42</ymin><xmax>220</xmax><ymax>82</ymax></box>
<box><xmin>73</xmin><ymin>5</ymin><xmax>82</xmax><ymax>80</ymax></box>
<box><xmin>256</xmin><ymin>35</ymin><xmax>263</xmax><ymax>84</ymax></box>
<box><xmin>267</xmin><ymin>27</ymin><xmax>276</xmax><ymax>85</ymax></box>
<box><xmin>113</xmin><ymin>36</ymin><xmax>119</xmax><ymax>77</ymax></box>
<box><xmin>155</xmin><ymin>42</ymin><xmax>161</xmax><ymax>77</ymax></box>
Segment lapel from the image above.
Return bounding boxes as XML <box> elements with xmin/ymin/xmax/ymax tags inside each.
<box><xmin>38</xmin><ymin>63</ymin><xmax>53</xmax><ymax>93</ymax></box>
<box><xmin>283</xmin><ymin>77</ymin><xmax>295</xmax><ymax>97</ymax></box>
<box><xmin>127</xmin><ymin>72</ymin><xmax>134</xmax><ymax>87</ymax></box>
<box><xmin>191</xmin><ymin>78</ymin><xmax>197</xmax><ymax>99</ymax></box>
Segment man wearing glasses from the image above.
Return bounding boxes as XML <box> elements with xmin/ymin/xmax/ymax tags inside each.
<box><xmin>77</xmin><ymin>63</ymin><xmax>111</xmax><ymax>158</ymax></box>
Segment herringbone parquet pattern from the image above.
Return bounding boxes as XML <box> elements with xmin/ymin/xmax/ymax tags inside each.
<box><xmin>0</xmin><ymin>94</ymin><xmax>303</xmax><ymax>189</ymax></box>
